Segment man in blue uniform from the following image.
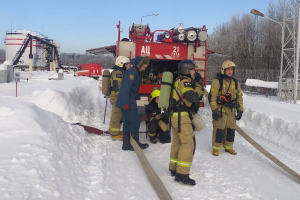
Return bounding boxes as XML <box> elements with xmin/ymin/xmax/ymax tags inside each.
<box><xmin>116</xmin><ymin>56</ymin><xmax>150</xmax><ymax>151</ymax></box>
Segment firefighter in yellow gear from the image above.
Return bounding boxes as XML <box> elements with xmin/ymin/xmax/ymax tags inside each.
<box><xmin>145</xmin><ymin>89</ymin><xmax>171</xmax><ymax>144</ymax></box>
<box><xmin>169</xmin><ymin>60</ymin><xmax>204</xmax><ymax>186</ymax></box>
<box><xmin>109</xmin><ymin>56</ymin><xmax>131</xmax><ymax>141</ymax></box>
<box><xmin>208</xmin><ymin>60</ymin><xmax>244</xmax><ymax>156</ymax></box>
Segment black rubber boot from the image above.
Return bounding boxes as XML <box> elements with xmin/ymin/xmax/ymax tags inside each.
<box><xmin>170</xmin><ymin>170</ymin><xmax>176</xmax><ymax>177</ymax></box>
<box><xmin>150</xmin><ymin>137</ymin><xmax>157</xmax><ymax>144</ymax></box>
<box><xmin>174</xmin><ymin>173</ymin><xmax>196</xmax><ymax>185</ymax></box>
<box><xmin>122</xmin><ymin>131</ymin><xmax>133</xmax><ymax>151</ymax></box>
<box><xmin>132</xmin><ymin>132</ymin><xmax>149</xmax><ymax>149</ymax></box>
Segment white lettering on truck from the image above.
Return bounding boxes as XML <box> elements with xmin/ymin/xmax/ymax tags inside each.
<box><xmin>171</xmin><ymin>46</ymin><xmax>180</xmax><ymax>58</ymax></box>
<box><xmin>141</xmin><ymin>46</ymin><xmax>150</xmax><ymax>56</ymax></box>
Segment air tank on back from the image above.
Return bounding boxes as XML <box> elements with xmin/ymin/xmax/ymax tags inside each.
<box><xmin>102</xmin><ymin>70</ymin><xmax>111</xmax><ymax>95</ymax></box>
<box><xmin>158</xmin><ymin>71</ymin><xmax>173</xmax><ymax>110</ymax></box>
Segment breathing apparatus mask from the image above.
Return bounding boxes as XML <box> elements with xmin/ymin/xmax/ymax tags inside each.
<box><xmin>218</xmin><ymin>93</ymin><xmax>232</xmax><ymax>103</ymax></box>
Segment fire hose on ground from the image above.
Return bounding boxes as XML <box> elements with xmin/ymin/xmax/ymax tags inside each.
<box><xmin>74</xmin><ymin>88</ymin><xmax>300</xmax><ymax>200</ymax></box>
<box><xmin>203</xmin><ymin>89</ymin><xmax>300</xmax><ymax>184</ymax></box>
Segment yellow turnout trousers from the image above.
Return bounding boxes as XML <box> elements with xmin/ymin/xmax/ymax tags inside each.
<box><xmin>212</xmin><ymin>110</ymin><xmax>236</xmax><ymax>150</ymax></box>
<box><xmin>109</xmin><ymin>94</ymin><xmax>122</xmax><ymax>136</ymax></box>
<box><xmin>169</xmin><ymin>113</ymin><xmax>195</xmax><ymax>175</ymax></box>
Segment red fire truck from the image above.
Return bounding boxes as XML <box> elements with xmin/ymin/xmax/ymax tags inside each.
<box><xmin>77</xmin><ymin>63</ymin><xmax>102</xmax><ymax>79</ymax></box>
<box><xmin>86</xmin><ymin>21</ymin><xmax>214</xmax><ymax>105</ymax></box>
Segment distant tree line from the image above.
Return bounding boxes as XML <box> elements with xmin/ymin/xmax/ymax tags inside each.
<box><xmin>60</xmin><ymin>53</ymin><xmax>115</xmax><ymax>69</ymax></box>
<box><xmin>207</xmin><ymin>0</ymin><xmax>291</xmax><ymax>95</ymax></box>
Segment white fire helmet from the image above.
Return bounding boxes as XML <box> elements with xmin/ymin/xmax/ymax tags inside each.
<box><xmin>115</xmin><ymin>56</ymin><xmax>130</xmax><ymax>67</ymax></box>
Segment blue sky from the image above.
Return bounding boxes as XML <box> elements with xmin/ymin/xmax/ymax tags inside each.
<box><xmin>0</xmin><ymin>0</ymin><xmax>274</xmax><ymax>54</ymax></box>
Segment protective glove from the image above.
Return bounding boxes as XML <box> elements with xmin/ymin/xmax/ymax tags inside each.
<box><xmin>151</xmin><ymin>118</ymin><xmax>159</xmax><ymax>124</ymax></box>
<box><xmin>236</xmin><ymin>111</ymin><xmax>243</xmax><ymax>121</ymax></box>
<box><xmin>194</xmin><ymin>72</ymin><xmax>202</xmax><ymax>83</ymax></box>
<box><xmin>123</xmin><ymin>105</ymin><xmax>129</xmax><ymax>110</ymax></box>
<box><xmin>160</xmin><ymin>112</ymin><xmax>169</xmax><ymax>120</ymax></box>
<box><xmin>212</xmin><ymin>109</ymin><xmax>219</xmax><ymax>120</ymax></box>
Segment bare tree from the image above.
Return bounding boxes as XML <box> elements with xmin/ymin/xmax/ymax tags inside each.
<box><xmin>60</xmin><ymin>53</ymin><xmax>115</xmax><ymax>69</ymax></box>
<box><xmin>207</xmin><ymin>0</ymin><xmax>291</xmax><ymax>90</ymax></box>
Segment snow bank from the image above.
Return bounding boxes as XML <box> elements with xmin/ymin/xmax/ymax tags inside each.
<box><xmin>0</xmin><ymin>102</ymin><xmax>93</xmax><ymax>199</ymax></box>
<box><xmin>0</xmin><ymin>74</ymin><xmax>159</xmax><ymax>199</ymax></box>
<box><xmin>239</xmin><ymin>108</ymin><xmax>300</xmax><ymax>164</ymax></box>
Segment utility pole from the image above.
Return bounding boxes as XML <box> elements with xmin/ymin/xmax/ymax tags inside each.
<box><xmin>251</xmin><ymin>0</ymin><xmax>300</xmax><ymax>103</ymax></box>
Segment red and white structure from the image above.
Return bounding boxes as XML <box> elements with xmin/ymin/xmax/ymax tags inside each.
<box><xmin>5</xmin><ymin>30</ymin><xmax>60</xmax><ymax>70</ymax></box>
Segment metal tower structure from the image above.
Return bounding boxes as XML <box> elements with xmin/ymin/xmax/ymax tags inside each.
<box><xmin>279</xmin><ymin>0</ymin><xmax>300</xmax><ymax>103</ymax></box>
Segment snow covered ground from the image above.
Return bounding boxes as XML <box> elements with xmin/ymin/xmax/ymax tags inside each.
<box><xmin>0</xmin><ymin>71</ymin><xmax>300</xmax><ymax>200</ymax></box>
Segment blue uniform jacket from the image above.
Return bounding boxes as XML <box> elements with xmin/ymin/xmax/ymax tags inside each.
<box><xmin>116</xmin><ymin>57</ymin><xmax>143</xmax><ymax>110</ymax></box>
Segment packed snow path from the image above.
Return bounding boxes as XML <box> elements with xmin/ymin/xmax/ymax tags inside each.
<box><xmin>0</xmin><ymin>72</ymin><xmax>300</xmax><ymax>199</ymax></box>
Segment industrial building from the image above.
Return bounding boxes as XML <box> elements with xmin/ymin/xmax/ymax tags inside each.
<box><xmin>4</xmin><ymin>29</ymin><xmax>61</xmax><ymax>71</ymax></box>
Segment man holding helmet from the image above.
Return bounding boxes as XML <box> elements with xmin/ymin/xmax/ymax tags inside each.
<box><xmin>208</xmin><ymin>60</ymin><xmax>244</xmax><ymax>156</ymax></box>
<box><xmin>109</xmin><ymin>56</ymin><xmax>131</xmax><ymax>141</ymax></box>
<box><xmin>169</xmin><ymin>59</ymin><xmax>204</xmax><ymax>186</ymax></box>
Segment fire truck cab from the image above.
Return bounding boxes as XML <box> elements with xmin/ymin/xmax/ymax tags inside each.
<box><xmin>87</xmin><ymin>21</ymin><xmax>209</xmax><ymax>105</ymax></box>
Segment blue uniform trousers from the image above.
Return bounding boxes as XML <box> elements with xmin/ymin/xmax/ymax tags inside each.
<box><xmin>121</xmin><ymin>109</ymin><xmax>140</xmax><ymax>133</ymax></box>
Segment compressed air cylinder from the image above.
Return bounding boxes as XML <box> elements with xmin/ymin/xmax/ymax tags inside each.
<box><xmin>184</xmin><ymin>30</ymin><xmax>197</xmax><ymax>42</ymax></box>
<box><xmin>158</xmin><ymin>71</ymin><xmax>173</xmax><ymax>109</ymax></box>
<box><xmin>198</xmin><ymin>31</ymin><xmax>208</xmax><ymax>41</ymax></box>
<box><xmin>173</xmin><ymin>33</ymin><xmax>185</xmax><ymax>42</ymax></box>
<box><xmin>173</xmin><ymin>26</ymin><xmax>185</xmax><ymax>35</ymax></box>
<box><xmin>102</xmin><ymin>70</ymin><xmax>111</xmax><ymax>95</ymax></box>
